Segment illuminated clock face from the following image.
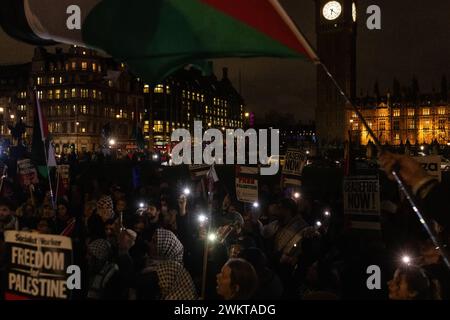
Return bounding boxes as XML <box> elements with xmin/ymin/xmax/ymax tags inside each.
<box><xmin>323</xmin><ymin>1</ymin><xmax>342</xmax><ymax>21</ymax></box>
<box><xmin>352</xmin><ymin>2</ymin><xmax>357</xmax><ymax>22</ymax></box>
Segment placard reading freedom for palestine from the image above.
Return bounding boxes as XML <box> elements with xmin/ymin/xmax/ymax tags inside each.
<box><xmin>4</xmin><ymin>231</ymin><xmax>73</xmax><ymax>300</ymax></box>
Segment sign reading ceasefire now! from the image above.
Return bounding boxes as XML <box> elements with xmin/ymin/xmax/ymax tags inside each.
<box><xmin>344</xmin><ymin>176</ymin><xmax>381</xmax><ymax>230</ymax></box>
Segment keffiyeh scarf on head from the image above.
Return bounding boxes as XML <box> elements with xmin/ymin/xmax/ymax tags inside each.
<box><xmin>97</xmin><ymin>195</ymin><xmax>114</xmax><ymax>219</ymax></box>
<box><xmin>143</xmin><ymin>260</ymin><xmax>197</xmax><ymax>300</ymax></box>
<box><xmin>155</xmin><ymin>228</ymin><xmax>183</xmax><ymax>264</ymax></box>
<box><xmin>87</xmin><ymin>239</ymin><xmax>119</xmax><ymax>299</ymax></box>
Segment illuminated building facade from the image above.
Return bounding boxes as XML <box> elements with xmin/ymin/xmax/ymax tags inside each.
<box><xmin>0</xmin><ymin>46</ymin><xmax>144</xmax><ymax>153</ymax></box>
<box><xmin>349</xmin><ymin>94</ymin><xmax>449</xmax><ymax>145</ymax></box>
<box><xmin>143</xmin><ymin>67</ymin><xmax>246</xmax><ymax>151</ymax></box>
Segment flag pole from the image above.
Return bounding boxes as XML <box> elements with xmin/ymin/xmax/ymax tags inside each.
<box><xmin>42</xmin><ymin>130</ymin><xmax>56</xmax><ymax>209</ymax></box>
<box><xmin>318</xmin><ymin>61</ymin><xmax>450</xmax><ymax>269</ymax></box>
<box><xmin>270</xmin><ymin>0</ymin><xmax>450</xmax><ymax>268</ymax></box>
<box><xmin>200</xmin><ymin>176</ymin><xmax>209</xmax><ymax>299</ymax></box>
<box><xmin>0</xmin><ymin>165</ymin><xmax>7</xmax><ymax>195</ymax></box>
<box><xmin>55</xmin><ymin>166</ymin><xmax>60</xmax><ymax>204</ymax></box>
<box><xmin>33</xmin><ymin>89</ymin><xmax>56</xmax><ymax>210</ymax></box>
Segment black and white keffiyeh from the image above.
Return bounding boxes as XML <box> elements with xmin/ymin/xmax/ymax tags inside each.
<box><xmin>155</xmin><ymin>228</ymin><xmax>184</xmax><ymax>264</ymax></box>
<box><xmin>144</xmin><ymin>260</ymin><xmax>198</xmax><ymax>300</ymax></box>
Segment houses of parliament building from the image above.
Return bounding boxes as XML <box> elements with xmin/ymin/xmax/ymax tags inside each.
<box><xmin>350</xmin><ymin>85</ymin><xmax>449</xmax><ymax>146</ymax></box>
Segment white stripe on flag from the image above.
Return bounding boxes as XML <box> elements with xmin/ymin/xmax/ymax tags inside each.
<box><xmin>47</xmin><ymin>144</ymin><xmax>57</xmax><ymax>167</ymax></box>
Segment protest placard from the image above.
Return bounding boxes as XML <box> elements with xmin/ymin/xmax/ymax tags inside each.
<box><xmin>4</xmin><ymin>231</ymin><xmax>73</xmax><ymax>300</ymax></box>
<box><xmin>344</xmin><ymin>176</ymin><xmax>381</xmax><ymax>230</ymax></box>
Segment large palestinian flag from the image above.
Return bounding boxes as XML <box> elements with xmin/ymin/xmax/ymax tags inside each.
<box><xmin>0</xmin><ymin>0</ymin><xmax>318</xmax><ymax>83</ymax></box>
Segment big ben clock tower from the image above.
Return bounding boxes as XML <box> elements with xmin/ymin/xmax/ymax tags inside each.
<box><xmin>315</xmin><ymin>0</ymin><xmax>357</xmax><ymax>144</ymax></box>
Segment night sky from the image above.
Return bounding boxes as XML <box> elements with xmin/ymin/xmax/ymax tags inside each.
<box><xmin>0</xmin><ymin>0</ymin><xmax>449</xmax><ymax>122</ymax></box>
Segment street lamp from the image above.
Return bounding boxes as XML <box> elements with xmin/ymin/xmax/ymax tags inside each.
<box><xmin>245</xmin><ymin>112</ymin><xmax>250</xmax><ymax>118</ymax></box>
<box><xmin>109</xmin><ymin>138</ymin><xmax>116</xmax><ymax>146</ymax></box>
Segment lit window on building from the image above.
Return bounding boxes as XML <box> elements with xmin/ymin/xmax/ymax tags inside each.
<box><xmin>423</xmin><ymin>120</ymin><xmax>430</xmax><ymax>130</ymax></box>
<box><xmin>55</xmin><ymin>90</ymin><xmax>61</xmax><ymax>99</ymax></box>
<box><xmin>92</xmin><ymin>90</ymin><xmax>97</xmax><ymax>99</ymax></box>
<box><xmin>98</xmin><ymin>65</ymin><xmax>102</xmax><ymax>72</ymax></box>
<box><xmin>47</xmin><ymin>90</ymin><xmax>53</xmax><ymax>100</ymax></box>
<box><xmin>407</xmin><ymin>109</ymin><xmax>415</xmax><ymax>116</ymax></box>
<box><xmin>71</xmin><ymin>88</ymin><xmax>77</xmax><ymax>98</ymax></box>
<box><xmin>92</xmin><ymin>63</ymin><xmax>97</xmax><ymax>72</ymax></box>
<box><xmin>166</xmin><ymin>86</ymin><xmax>171</xmax><ymax>94</ymax></box>
<box><xmin>82</xmin><ymin>62</ymin><xmax>88</xmax><ymax>70</ymax></box>
<box><xmin>408</xmin><ymin>119</ymin><xmax>415</xmax><ymax>130</ymax></box>
<box><xmin>59</xmin><ymin>77</ymin><xmax>63</xmax><ymax>84</ymax></box>
<box><xmin>64</xmin><ymin>89</ymin><xmax>69</xmax><ymax>99</ymax></box>
<box><xmin>438</xmin><ymin>108</ymin><xmax>446</xmax><ymax>115</ymax></box>
<box><xmin>422</xmin><ymin>108</ymin><xmax>430</xmax><ymax>116</ymax></box>
<box><xmin>65</xmin><ymin>63</ymin><xmax>69</xmax><ymax>71</ymax></box>
<box><xmin>395</xmin><ymin>134</ymin><xmax>400</xmax><ymax>141</ymax></box>
<box><xmin>71</xmin><ymin>62</ymin><xmax>77</xmax><ymax>69</ymax></box>
<box><xmin>81</xmin><ymin>89</ymin><xmax>88</xmax><ymax>98</ymax></box>
<box><xmin>144</xmin><ymin>85</ymin><xmax>150</xmax><ymax>93</ymax></box>
<box><xmin>81</xmin><ymin>128</ymin><xmax>86</xmax><ymax>133</ymax></box>
<box><xmin>50</xmin><ymin>77</ymin><xmax>55</xmax><ymax>85</ymax></box>
<box><xmin>37</xmin><ymin>77</ymin><xmax>43</xmax><ymax>85</ymax></box>
<box><xmin>154</xmin><ymin>85</ymin><xmax>164</xmax><ymax>94</ymax></box>
<box><xmin>37</xmin><ymin>91</ymin><xmax>43</xmax><ymax>99</ymax></box>
<box><xmin>439</xmin><ymin>119</ymin><xmax>446</xmax><ymax>130</ymax></box>
<box><xmin>154</xmin><ymin>121</ymin><xmax>163</xmax><ymax>133</ymax></box>
<box><xmin>393</xmin><ymin>109</ymin><xmax>400</xmax><ymax>117</ymax></box>
<box><xmin>108</xmin><ymin>80</ymin><xmax>113</xmax><ymax>87</ymax></box>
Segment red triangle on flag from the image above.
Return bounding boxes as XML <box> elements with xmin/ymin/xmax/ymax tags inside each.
<box><xmin>200</xmin><ymin>0</ymin><xmax>318</xmax><ymax>61</ymax></box>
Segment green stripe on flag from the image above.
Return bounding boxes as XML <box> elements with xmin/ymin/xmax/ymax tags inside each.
<box><xmin>82</xmin><ymin>0</ymin><xmax>303</xmax><ymax>83</ymax></box>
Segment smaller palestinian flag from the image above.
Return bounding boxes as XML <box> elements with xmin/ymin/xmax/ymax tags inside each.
<box><xmin>31</xmin><ymin>91</ymin><xmax>57</xmax><ymax>176</ymax></box>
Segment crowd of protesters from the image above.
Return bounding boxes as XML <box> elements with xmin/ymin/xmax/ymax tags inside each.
<box><xmin>0</xmin><ymin>150</ymin><xmax>449</xmax><ymax>300</ymax></box>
